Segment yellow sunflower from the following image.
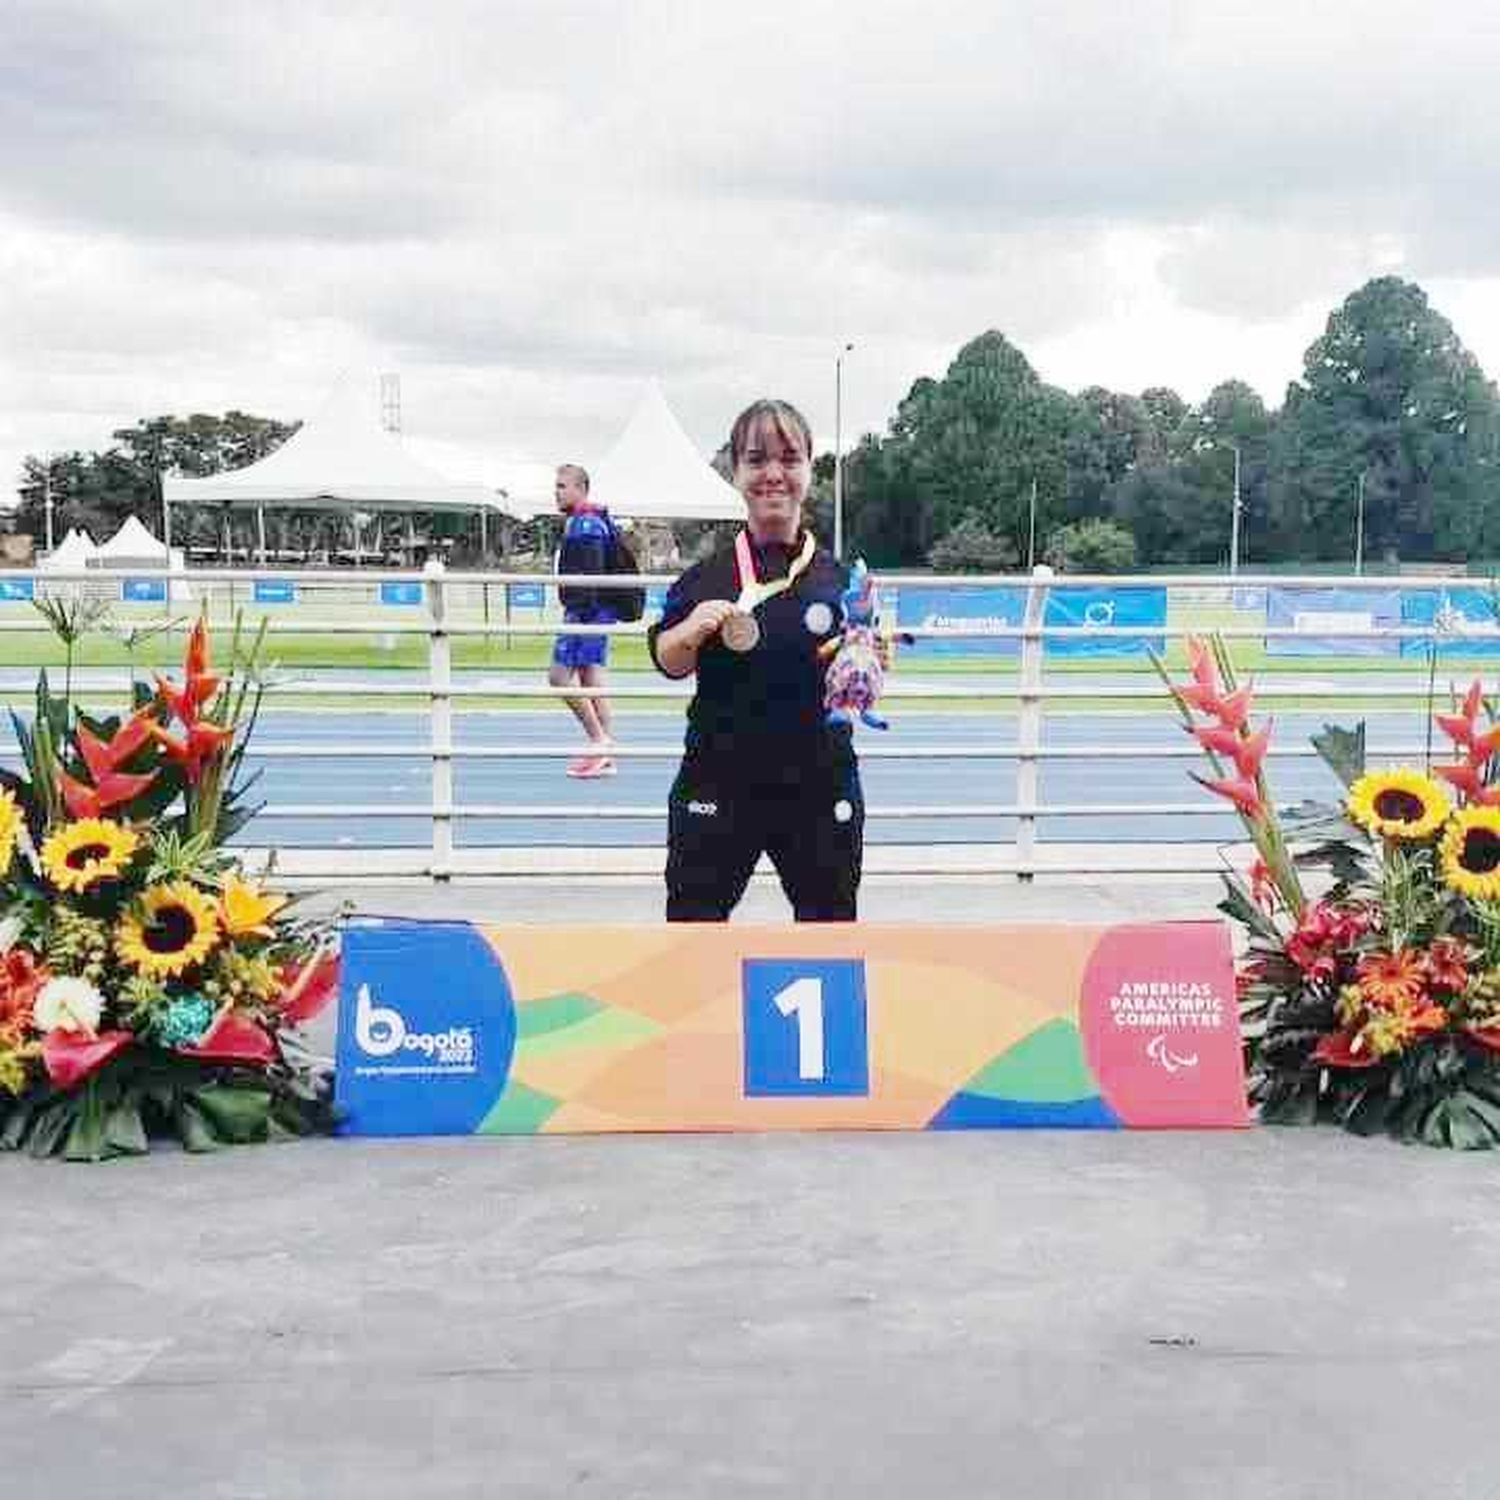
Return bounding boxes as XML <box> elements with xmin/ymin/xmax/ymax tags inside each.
<box><xmin>115</xmin><ymin>881</ymin><xmax>220</xmax><ymax>980</ymax></box>
<box><xmin>1441</xmin><ymin>807</ymin><xmax>1500</xmax><ymax>900</ymax></box>
<box><xmin>40</xmin><ymin>818</ymin><xmax>140</xmax><ymax>893</ymax></box>
<box><xmin>1347</xmin><ymin>769</ymin><xmax>1451</xmax><ymax>840</ymax></box>
<box><xmin>0</xmin><ymin>788</ymin><xmax>22</xmax><ymax>875</ymax></box>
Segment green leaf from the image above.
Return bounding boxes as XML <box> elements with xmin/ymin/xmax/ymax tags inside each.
<box><xmin>1312</xmin><ymin>723</ymin><xmax>1366</xmax><ymax>789</ymax></box>
<box><xmin>103</xmin><ymin>1100</ymin><xmax>149</xmax><ymax>1156</ymax></box>
<box><xmin>192</xmin><ymin>1085</ymin><xmax>271</xmax><ymax>1144</ymax></box>
<box><xmin>175</xmin><ymin>1098</ymin><xmax>222</xmax><ymax>1153</ymax></box>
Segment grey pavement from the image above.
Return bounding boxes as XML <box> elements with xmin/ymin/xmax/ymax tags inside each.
<box><xmin>5</xmin><ymin>881</ymin><xmax>1498</xmax><ymax>1498</ymax></box>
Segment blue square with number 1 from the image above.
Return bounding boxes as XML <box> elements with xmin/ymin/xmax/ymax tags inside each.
<box><xmin>742</xmin><ymin>958</ymin><xmax>869</xmax><ymax>1097</ymax></box>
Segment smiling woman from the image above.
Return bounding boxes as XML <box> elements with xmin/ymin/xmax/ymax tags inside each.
<box><xmin>648</xmin><ymin>399</ymin><xmax>864</xmax><ymax>924</ymax></box>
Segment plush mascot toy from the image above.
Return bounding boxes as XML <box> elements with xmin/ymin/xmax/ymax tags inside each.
<box><xmin>821</xmin><ymin>559</ymin><xmax>892</xmax><ymax>731</ymax></box>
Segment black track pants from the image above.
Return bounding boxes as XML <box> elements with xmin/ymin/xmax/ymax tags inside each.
<box><xmin>665</xmin><ymin>753</ymin><xmax>864</xmax><ymax>922</ymax></box>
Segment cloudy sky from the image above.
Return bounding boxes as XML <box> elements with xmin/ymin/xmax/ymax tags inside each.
<box><xmin>2</xmin><ymin>0</ymin><xmax>1498</xmax><ymax>505</ymax></box>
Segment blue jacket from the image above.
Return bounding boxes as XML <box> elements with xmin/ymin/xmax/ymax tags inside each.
<box><xmin>557</xmin><ymin>508</ymin><xmax>616</xmax><ymax>619</ymax></box>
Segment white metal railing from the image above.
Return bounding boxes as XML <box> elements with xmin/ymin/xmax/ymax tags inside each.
<box><xmin>0</xmin><ymin>561</ymin><xmax>1491</xmax><ymax>883</ymax></box>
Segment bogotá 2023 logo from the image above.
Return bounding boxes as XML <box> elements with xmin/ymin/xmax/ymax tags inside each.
<box><xmin>354</xmin><ymin>983</ymin><xmax>477</xmax><ymax>1071</ymax></box>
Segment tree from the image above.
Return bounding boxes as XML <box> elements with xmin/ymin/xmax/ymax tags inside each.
<box><xmin>15</xmin><ymin>412</ymin><xmax>300</xmax><ymax>553</ymax></box>
<box><xmin>1046</xmin><ymin>518</ymin><xmax>1137</xmax><ymax>573</ymax></box>
<box><xmin>927</xmin><ymin>513</ymin><xmax>1018</xmax><ymax>572</ymax></box>
<box><xmin>1269</xmin><ymin>278</ymin><xmax>1500</xmax><ymax>562</ymax></box>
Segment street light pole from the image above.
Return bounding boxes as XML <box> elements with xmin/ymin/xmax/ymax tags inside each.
<box><xmin>1228</xmin><ymin>442</ymin><xmax>1242</xmax><ymax>576</ymax></box>
<box><xmin>42</xmin><ymin>457</ymin><xmax>54</xmax><ymax>554</ymax></box>
<box><xmin>1027</xmin><ymin>475</ymin><xmax>1039</xmax><ymax>570</ymax></box>
<box><xmin>833</xmin><ymin>342</ymin><xmax>853</xmax><ymax>560</ymax></box>
<box><xmin>1355</xmin><ymin>471</ymin><xmax>1366</xmax><ymax>577</ymax></box>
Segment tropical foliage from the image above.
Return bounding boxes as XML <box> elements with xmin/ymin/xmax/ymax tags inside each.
<box><xmin>0</xmin><ymin>609</ymin><xmax>338</xmax><ymax>1160</ymax></box>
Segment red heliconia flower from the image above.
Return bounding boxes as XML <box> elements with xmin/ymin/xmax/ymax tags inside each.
<box><xmin>146</xmin><ymin>720</ymin><xmax>233</xmax><ymax>786</ymax></box>
<box><xmin>1312</xmin><ymin>1030</ymin><xmax>1381</xmax><ymax>1069</ymax></box>
<box><xmin>182</xmin><ymin>1009</ymin><xmax>276</xmax><ymax>1067</ymax></box>
<box><xmin>1214</xmin><ymin>685</ymin><xmax>1255</xmax><ymax>732</ymax></box>
<box><xmin>1177</xmin><ymin>636</ymin><xmax>1225</xmax><ymax>715</ymax></box>
<box><xmin>1249</xmin><ymin>857</ymin><xmax>1276</xmax><ymax>912</ymax></box>
<box><xmin>275</xmin><ymin>952</ymin><xmax>340</xmax><ymax>1025</ymax></box>
<box><xmin>1432</xmin><ymin>762</ymin><xmax>1500</xmax><ymax>805</ymax></box>
<box><xmin>42</xmin><ymin>1029</ymin><xmax>132</xmax><ymax>1089</ymax></box>
<box><xmin>1191</xmin><ymin>722</ymin><xmax>1242</xmax><ymax>759</ymax></box>
<box><xmin>156</xmin><ymin>619</ymin><xmax>222</xmax><ymax>727</ymax></box>
<box><xmin>76</xmin><ymin>708</ymin><xmax>157</xmax><ymax>780</ymax></box>
<box><xmin>1436</xmin><ymin>712</ymin><xmax>1476</xmax><ymax>749</ymax></box>
<box><xmin>56</xmin><ymin>763</ymin><xmax>159</xmax><ymax>819</ymax></box>
<box><xmin>0</xmin><ymin>947</ymin><xmax>47</xmax><ymax>1035</ymax></box>
<box><xmin>1191</xmin><ymin>772</ymin><xmax>1264</xmax><ymax>820</ymax></box>
<box><xmin>1232</xmin><ymin>720</ymin><xmax>1273</xmax><ymax>780</ymax></box>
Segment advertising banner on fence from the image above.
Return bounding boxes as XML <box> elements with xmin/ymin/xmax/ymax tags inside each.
<box><xmin>1399</xmin><ymin>587</ymin><xmax>1500</xmax><ymax>656</ymax></box>
<box><xmin>895</xmin><ymin>585</ymin><xmax>1024</xmax><ymax>657</ymax></box>
<box><xmin>253</xmin><ymin>580</ymin><xmax>297</xmax><ymax>605</ymax></box>
<box><xmin>335</xmin><ymin>920</ymin><xmax>1246</xmax><ymax>1136</ymax></box>
<box><xmin>1265</xmin><ymin>586</ymin><xmax>1402</xmax><ymax>656</ymax></box>
<box><xmin>1043</xmin><ymin>586</ymin><xmax>1167</xmax><ymax>658</ymax></box>
<box><xmin>0</xmin><ymin>578</ymin><xmax>35</xmax><ymax>602</ymax></box>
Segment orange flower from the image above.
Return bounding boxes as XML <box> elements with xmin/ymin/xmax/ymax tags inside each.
<box><xmin>0</xmin><ymin>947</ymin><xmax>47</xmax><ymax>1039</ymax></box>
<box><xmin>1356</xmin><ymin>950</ymin><xmax>1427</xmax><ymax>1011</ymax></box>
<box><xmin>1177</xmin><ymin>637</ymin><xmax>1224</xmax><ymax>715</ymax></box>
<box><xmin>147</xmin><ymin>720</ymin><xmax>233</xmax><ymax>786</ymax></box>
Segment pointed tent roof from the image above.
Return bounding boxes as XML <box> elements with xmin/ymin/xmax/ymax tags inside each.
<box><xmin>39</xmin><ymin>528</ymin><xmax>99</xmax><ymax>570</ymax></box>
<box><xmin>587</xmin><ymin>382</ymin><xmax>745</xmax><ymax>522</ymax></box>
<box><xmin>162</xmin><ymin>377</ymin><xmax>503</xmax><ymax>512</ymax></box>
<box><xmin>96</xmin><ymin>514</ymin><xmax>165</xmax><ymax>559</ymax></box>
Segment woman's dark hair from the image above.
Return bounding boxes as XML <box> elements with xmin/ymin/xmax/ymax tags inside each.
<box><xmin>728</xmin><ymin>400</ymin><xmax>814</xmax><ymax>467</ymax></box>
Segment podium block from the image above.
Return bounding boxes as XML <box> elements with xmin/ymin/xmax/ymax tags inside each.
<box><xmin>334</xmin><ymin>922</ymin><xmax>1247</xmax><ymax>1136</ymax></box>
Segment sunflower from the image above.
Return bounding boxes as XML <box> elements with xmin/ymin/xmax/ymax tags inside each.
<box><xmin>1441</xmin><ymin>807</ymin><xmax>1500</xmax><ymax>900</ymax></box>
<box><xmin>1347</xmin><ymin>769</ymin><xmax>1451</xmax><ymax>840</ymax></box>
<box><xmin>40</xmin><ymin>818</ymin><xmax>140</xmax><ymax>893</ymax></box>
<box><xmin>0</xmin><ymin>788</ymin><xmax>22</xmax><ymax>874</ymax></box>
<box><xmin>115</xmin><ymin>881</ymin><xmax>220</xmax><ymax>980</ymax></box>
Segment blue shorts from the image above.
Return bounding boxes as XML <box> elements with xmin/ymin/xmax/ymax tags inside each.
<box><xmin>553</xmin><ymin>613</ymin><xmax>611</xmax><ymax>671</ymax></box>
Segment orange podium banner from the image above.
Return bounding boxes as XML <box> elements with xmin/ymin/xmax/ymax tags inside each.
<box><xmin>335</xmin><ymin>921</ymin><xmax>1248</xmax><ymax>1135</ymax></box>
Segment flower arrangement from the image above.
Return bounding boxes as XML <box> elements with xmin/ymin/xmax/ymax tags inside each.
<box><xmin>1159</xmin><ymin>637</ymin><xmax>1500</xmax><ymax>1148</ymax></box>
<box><xmin>0</xmin><ymin>608</ymin><xmax>338</xmax><ymax>1160</ymax></box>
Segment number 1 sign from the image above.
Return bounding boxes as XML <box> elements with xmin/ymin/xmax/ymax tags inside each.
<box><xmin>742</xmin><ymin>959</ymin><xmax>870</xmax><ymax>1097</ymax></box>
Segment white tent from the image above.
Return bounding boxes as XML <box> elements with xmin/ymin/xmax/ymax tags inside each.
<box><xmin>91</xmin><ymin>516</ymin><xmax>192</xmax><ymax>600</ymax></box>
<box><xmin>95</xmin><ymin>514</ymin><xmax>168</xmax><ymax>562</ymax></box>
<box><xmin>587</xmin><ymin>382</ymin><xmax>745</xmax><ymax>522</ymax></box>
<box><xmin>162</xmin><ymin>376</ymin><xmax>508</xmax><ymax>552</ymax></box>
<box><xmin>38</xmin><ymin>528</ymin><xmax>98</xmax><ymax>572</ymax></box>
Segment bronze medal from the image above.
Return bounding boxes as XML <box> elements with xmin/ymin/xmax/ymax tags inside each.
<box><xmin>721</xmin><ymin>609</ymin><xmax>761</xmax><ymax>653</ymax></box>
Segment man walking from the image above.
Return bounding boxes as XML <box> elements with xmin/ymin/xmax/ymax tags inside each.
<box><xmin>549</xmin><ymin>463</ymin><xmax>616</xmax><ymax>777</ymax></box>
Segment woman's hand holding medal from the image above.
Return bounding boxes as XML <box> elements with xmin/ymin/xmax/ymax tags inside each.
<box><xmin>684</xmin><ymin>598</ymin><xmax>739</xmax><ymax>648</ymax></box>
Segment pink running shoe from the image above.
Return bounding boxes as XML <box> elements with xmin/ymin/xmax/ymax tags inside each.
<box><xmin>567</xmin><ymin>754</ymin><xmax>617</xmax><ymax>778</ymax></box>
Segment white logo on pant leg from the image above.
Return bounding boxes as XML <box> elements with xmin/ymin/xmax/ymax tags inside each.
<box><xmin>833</xmin><ymin>800</ymin><xmax>853</xmax><ymax>823</ymax></box>
<box><xmin>687</xmin><ymin>800</ymin><xmax>718</xmax><ymax>816</ymax></box>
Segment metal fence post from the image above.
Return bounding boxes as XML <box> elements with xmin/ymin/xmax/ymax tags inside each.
<box><xmin>424</xmin><ymin>558</ymin><xmax>453</xmax><ymax>883</ymax></box>
<box><xmin>1015</xmin><ymin>563</ymin><xmax>1053</xmax><ymax>882</ymax></box>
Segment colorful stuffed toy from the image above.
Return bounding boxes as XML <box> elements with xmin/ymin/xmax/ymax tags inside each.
<box><xmin>822</xmin><ymin>559</ymin><xmax>890</xmax><ymax>730</ymax></box>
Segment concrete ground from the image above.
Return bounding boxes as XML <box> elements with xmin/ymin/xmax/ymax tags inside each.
<box><xmin>4</xmin><ymin>880</ymin><xmax>1496</xmax><ymax>1499</ymax></box>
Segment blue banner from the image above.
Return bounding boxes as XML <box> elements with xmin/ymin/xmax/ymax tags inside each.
<box><xmin>895</xmin><ymin>584</ymin><xmax>1024</xmax><ymax>657</ymax></box>
<box><xmin>1265</xmin><ymin>586</ymin><xmax>1401</xmax><ymax>656</ymax></box>
<box><xmin>253</xmin><ymin>579</ymin><xmax>297</xmax><ymax>604</ymax></box>
<box><xmin>0</xmin><ymin>578</ymin><xmax>35</xmax><ymax>602</ymax></box>
<box><xmin>336</xmin><ymin>923</ymin><xmax>517</xmax><ymax>1135</ymax></box>
<box><xmin>1043</xmin><ymin>587</ymin><xmax>1167</xmax><ymax>658</ymax></box>
<box><xmin>121</xmin><ymin>577</ymin><xmax>167</xmax><ymax>604</ymax></box>
<box><xmin>379</xmin><ymin>581</ymin><xmax>423</xmax><ymax>607</ymax></box>
<box><xmin>1400</xmin><ymin>587</ymin><xmax>1500</xmax><ymax>656</ymax></box>
<box><xmin>646</xmin><ymin>586</ymin><xmax>668</xmax><ymax>615</ymax></box>
<box><xmin>507</xmin><ymin>583</ymin><xmax>545</xmax><ymax>610</ymax></box>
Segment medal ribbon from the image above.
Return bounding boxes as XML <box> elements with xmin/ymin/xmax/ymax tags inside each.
<box><xmin>733</xmin><ymin>529</ymin><xmax>816</xmax><ymax>613</ymax></box>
